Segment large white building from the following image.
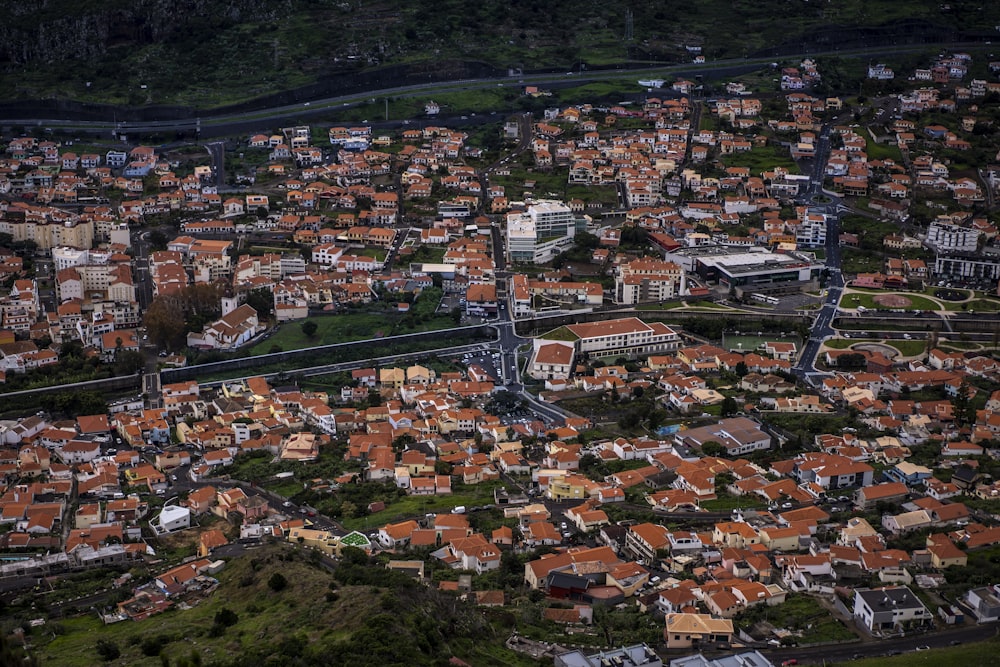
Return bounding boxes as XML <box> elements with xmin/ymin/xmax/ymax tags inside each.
<box><xmin>925</xmin><ymin>221</ymin><xmax>980</xmax><ymax>252</ymax></box>
<box><xmin>541</xmin><ymin>317</ymin><xmax>681</xmax><ymax>361</ymax></box>
<box><xmin>506</xmin><ymin>200</ymin><xmax>578</xmax><ymax>264</ymax></box>
<box><xmin>664</xmin><ymin>245</ymin><xmax>822</xmax><ymax>296</ymax></box>
<box><xmin>615</xmin><ymin>257</ymin><xmax>686</xmax><ymax>305</ymax></box>
<box><xmin>853</xmin><ymin>586</ymin><xmax>932</xmax><ymax>634</ymax></box>
<box><xmin>795</xmin><ymin>211</ymin><xmax>827</xmax><ymax>248</ymax></box>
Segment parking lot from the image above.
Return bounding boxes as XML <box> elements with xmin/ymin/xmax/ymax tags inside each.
<box><xmin>461</xmin><ymin>349</ymin><xmax>502</xmax><ymax>382</ymax></box>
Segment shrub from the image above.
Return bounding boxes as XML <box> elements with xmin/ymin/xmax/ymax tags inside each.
<box><xmin>96</xmin><ymin>639</ymin><xmax>120</xmax><ymax>661</ymax></box>
<box><xmin>214</xmin><ymin>607</ymin><xmax>239</xmax><ymax>628</ymax></box>
<box><xmin>267</xmin><ymin>572</ymin><xmax>288</xmax><ymax>592</ymax></box>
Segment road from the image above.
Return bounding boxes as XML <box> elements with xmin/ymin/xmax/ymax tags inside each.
<box><xmin>3</xmin><ymin>42</ymin><xmax>987</xmax><ymax>139</ymax></box>
<box><xmin>760</xmin><ymin>622</ymin><xmax>997</xmax><ymax>665</ymax></box>
<box><xmin>788</xmin><ymin>118</ymin><xmax>846</xmax><ymax>387</ymax></box>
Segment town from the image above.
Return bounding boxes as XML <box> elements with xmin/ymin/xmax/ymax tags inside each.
<box><xmin>1</xmin><ymin>49</ymin><xmax>1000</xmax><ymax>667</ymax></box>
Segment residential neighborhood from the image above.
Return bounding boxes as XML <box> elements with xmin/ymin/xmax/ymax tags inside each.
<box><xmin>3</xmin><ymin>43</ymin><xmax>1000</xmax><ymax>667</ymax></box>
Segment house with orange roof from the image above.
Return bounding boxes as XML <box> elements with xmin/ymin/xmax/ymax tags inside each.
<box><xmin>198</xmin><ymin>529</ymin><xmax>229</xmax><ymax>558</ymax></box>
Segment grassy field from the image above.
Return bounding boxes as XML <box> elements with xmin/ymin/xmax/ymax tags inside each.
<box><xmin>954</xmin><ymin>298</ymin><xmax>1000</xmax><ymax>312</ymax></box>
<box><xmin>249</xmin><ymin>291</ymin><xmax>458</xmax><ymax>355</ymax></box>
<box><xmin>841</xmin><ymin>249</ymin><xmax>886</xmax><ymax>275</ymax></box>
<box><xmin>833</xmin><ymin>636</ymin><xmax>1000</xmax><ymax>667</ymax></box>
<box><xmin>343</xmin><ymin>481</ymin><xmax>506</xmax><ymax>531</ymax></box>
<box><xmin>736</xmin><ymin>593</ymin><xmax>857</xmax><ymax>645</ymax></box>
<box><xmin>721</xmin><ymin>144</ymin><xmax>800</xmax><ymax>175</ymax></box>
<box><xmin>700</xmin><ymin>495</ymin><xmax>766</xmax><ymax>512</ymax></box>
<box><xmin>840</xmin><ymin>291</ymin><xmax>941</xmax><ymax>311</ymax></box>
<box><xmin>636</xmin><ymin>302</ymin><xmax>687</xmax><ymax>311</ymax></box>
<box><xmin>824</xmin><ymin>338</ymin><xmax>858</xmax><ymax>349</ymax></box>
<box><xmin>885</xmin><ymin>340</ymin><xmax>927</xmax><ymax>356</ymax></box>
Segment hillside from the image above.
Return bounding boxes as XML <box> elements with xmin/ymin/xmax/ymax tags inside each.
<box><xmin>30</xmin><ymin>544</ymin><xmax>538</xmax><ymax>667</ymax></box>
<box><xmin>1</xmin><ymin>0</ymin><xmax>998</xmax><ymax>109</ymax></box>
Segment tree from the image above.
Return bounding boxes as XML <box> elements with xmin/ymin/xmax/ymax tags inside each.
<box><xmin>268</xmin><ymin>572</ymin><xmax>288</xmax><ymax>592</ymax></box>
<box><xmin>701</xmin><ymin>441</ymin><xmax>726</xmax><ymax>457</ymax></box>
<box><xmin>214</xmin><ymin>607</ymin><xmax>239</xmax><ymax>628</ymax></box>
<box><xmin>148</xmin><ymin>229</ymin><xmax>168</xmax><ymax>251</ymax></box>
<box><xmin>301</xmin><ymin>320</ymin><xmax>318</xmax><ymax>338</ymax></box>
<box><xmin>734</xmin><ymin>361</ymin><xmax>749</xmax><ymax>377</ymax></box>
<box><xmin>96</xmin><ymin>639</ymin><xmax>120</xmax><ymax>661</ymax></box>
<box><xmin>952</xmin><ymin>382</ymin><xmax>976</xmax><ymax>426</ymax></box>
<box><xmin>144</xmin><ymin>297</ymin><xmax>187</xmax><ymax>350</ymax></box>
<box><xmin>114</xmin><ymin>349</ymin><xmax>145</xmax><ymax>375</ymax></box>
<box><xmin>720</xmin><ymin>396</ymin><xmax>739</xmax><ymax>417</ymax></box>
<box><xmin>245</xmin><ymin>287</ymin><xmax>275</xmax><ymax>320</ymax></box>
<box><xmin>836</xmin><ymin>353</ymin><xmax>866</xmax><ymax>370</ymax></box>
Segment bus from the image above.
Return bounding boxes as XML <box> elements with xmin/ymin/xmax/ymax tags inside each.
<box><xmin>750</xmin><ymin>293</ymin><xmax>779</xmax><ymax>305</ymax></box>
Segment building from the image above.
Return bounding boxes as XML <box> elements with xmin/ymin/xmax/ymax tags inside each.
<box><xmin>934</xmin><ymin>248</ymin><xmax>1000</xmax><ymax>281</ymax></box>
<box><xmin>506</xmin><ymin>200</ymin><xmax>579</xmax><ymax>264</ymax></box>
<box><xmin>925</xmin><ymin>221</ymin><xmax>980</xmax><ymax>252</ymax></box>
<box><xmin>529</xmin><ymin>339</ymin><xmax>575</xmax><ymax>381</ymax></box>
<box><xmin>615</xmin><ymin>257</ymin><xmax>686</xmax><ymax>305</ymax></box>
<box><xmin>853</xmin><ymin>586</ymin><xmax>932</xmax><ymax>634</ymax></box>
<box><xmin>664</xmin><ymin>245</ymin><xmax>822</xmax><ymax>297</ymax></box>
<box><xmin>154</xmin><ymin>505</ymin><xmax>191</xmax><ymax>533</ymax></box>
<box><xmin>540</xmin><ymin>317</ymin><xmax>681</xmax><ymax>361</ymax></box>
<box><xmin>555</xmin><ymin>644</ymin><xmax>662</xmax><ymax>667</ymax></box>
<box><xmin>663</xmin><ymin>613</ymin><xmax>734</xmax><ymax>650</ymax></box>
<box><xmin>965</xmin><ymin>585</ymin><xmax>1000</xmax><ymax>623</ymax></box>
<box><xmin>676</xmin><ymin>417</ymin><xmax>772</xmax><ymax>456</ymax></box>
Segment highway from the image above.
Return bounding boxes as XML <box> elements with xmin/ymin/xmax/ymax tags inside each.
<box><xmin>2</xmin><ymin>41</ymin><xmax>991</xmax><ymax>139</ymax></box>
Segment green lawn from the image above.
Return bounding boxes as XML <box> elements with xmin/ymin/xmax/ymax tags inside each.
<box><xmin>864</xmin><ymin>133</ymin><xmax>904</xmax><ymax>163</ymax></box>
<box><xmin>885</xmin><ymin>340</ymin><xmax>927</xmax><ymax>356</ymax></box>
<box><xmin>834</xmin><ymin>636</ymin><xmax>1000</xmax><ymax>667</ymax></box>
<box><xmin>841</xmin><ymin>249</ymin><xmax>885</xmax><ymax>274</ymax></box>
<box><xmin>636</xmin><ymin>302</ymin><xmax>687</xmax><ymax>311</ymax></box>
<box><xmin>684</xmin><ymin>301</ymin><xmax>729</xmax><ymax>309</ymax></box>
<box><xmin>958</xmin><ymin>298</ymin><xmax>1000</xmax><ymax>312</ymax></box>
<box><xmin>824</xmin><ymin>338</ymin><xmax>858</xmax><ymax>349</ymax></box>
<box><xmin>721</xmin><ymin>144</ymin><xmax>800</xmax><ymax>175</ymax></box>
<box><xmin>700</xmin><ymin>494</ymin><xmax>766</xmax><ymax>512</ymax></box>
<box><xmin>342</xmin><ymin>481</ymin><xmax>505</xmax><ymax>531</ymax></box>
<box><xmin>840</xmin><ymin>291</ymin><xmax>941</xmax><ymax>311</ymax></box>
<box><xmin>250</xmin><ymin>297</ymin><xmax>459</xmax><ymax>355</ymax></box>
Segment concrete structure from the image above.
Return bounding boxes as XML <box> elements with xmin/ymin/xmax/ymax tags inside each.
<box><xmin>925</xmin><ymin>221</ymin><xmax>980</xmax><ymax>252</ymax></box>
<box><xmin>506</xmin><ymin>200</ymin><xmax>578</xmax><ymax>263</ymax></box>
<box><xmin>664</xmin><ymin>245</ymin><xmax>822</xmax><ymax>297</ymax></box>
<box><xmin>540</xmin><ymin>317</ymin><xmax>681</xmax><ymax>361</ymax></box>
<box><xmin>853</xmin><ymin>586</ymin><xmax>932</xmax><ymax>634</ymax></box>
<box><xmin>154</xmin><ymin>505</ymin><xmax>191</xmax><ymax>533</ymax></box>
<box><xmin>615</xmin><ymin>257</ymin><xmax>686</xmax><ymax>305</ymax></box>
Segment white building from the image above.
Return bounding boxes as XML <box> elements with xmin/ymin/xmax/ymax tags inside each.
<box><xmin>925</xmin><ymin>221</ymin><xmax>981</xmax><ymax>252</ymax></box>
<box><xmin>853</xmin><ymin>586</ymin><xmax>932</xmax><ymax>634</ymax></box>
<box><xmin>506</xmin><ymin>200</ymin><xmax>578</xmax><ymax>264</ymax></box>
<box><xmin>615</xmin><ymin>257</ymin><xmax>686</xmax><ymax>305</ymax></box>
<box><xmin>545</xmin><ymin>317</ymin><xmax>681</xmax><ymax>361</ymax></box>
<box><xmin>154</xmin><ymin>505</ymin><xmax>191</xmax><ymax>533</ymax></box>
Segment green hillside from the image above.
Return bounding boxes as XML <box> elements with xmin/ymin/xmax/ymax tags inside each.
<box><xmin>25</xmin><ymin>544</ymin><xmax>538</xmax><ymax>667</ymax></box>
<box><xmin>0</xmin><ymin>0</ymin><xmax>998</xmax><ymax>107</ymax></box>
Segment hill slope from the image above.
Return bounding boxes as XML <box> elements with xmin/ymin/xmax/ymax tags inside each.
<box><xmin>1</xmin><ymin>0</ymin><xmax>999</xmax><ymax>108</ymax></box>
<box><xmin>34</xmin><ymin>544</ymin><xmax>535</xmax><ymax>667</ymax></box>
